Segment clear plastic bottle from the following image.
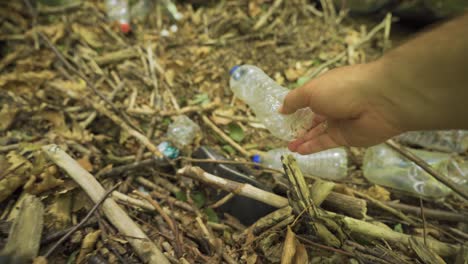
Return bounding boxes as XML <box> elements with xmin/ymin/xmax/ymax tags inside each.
<box><xmin>229</xmin><ymin>65</ymin><xmax>315</xmax><ymax>141</ymax></box>
<box><xmin>258</xmin><ymin>147</ymin><xmax>348</xmax><ymax>180</ymax></box>
<box><xmin>362</xmin><ymin>144</ymin><xmax>468</xmax><ymax>198</ymax></box>
<box><xmin>105</xmin><ymin>0</ymin><xmax>131</xmax><ymax>33</ymax></box>
<box><xmin>160</xmin><ymin>0</ymin><xmax>183</xmax><ymax>21</ymax></box>
<box><xmin>130</xmin><ymin>0</ymin><xmax>153</xmax><ymax>20</ymax></box>
<box><xmin>167</xmin><ymin>115</ymin><xmax>201</xmax><ymax>147</ymax></box>
<box><xmin>396</xmin><ymin>130</ymin><xmax>468</xmax><ymax>153</ymax></box>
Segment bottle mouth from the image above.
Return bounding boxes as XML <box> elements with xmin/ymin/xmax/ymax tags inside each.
<box><xmin>229</xmin><ymin>65</ymin><xmax>240</xmax><ymax>76</ymax></box>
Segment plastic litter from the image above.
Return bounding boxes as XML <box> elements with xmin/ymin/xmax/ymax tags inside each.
<box><xmin>363</xmin><ymin>144</ymin><xmax>468</xmax><ymax>198</ymax></box>
<box><xmin>229</xmin><ymin>65</ymin><xmax>315</xmax><ymax>141</ymax></box>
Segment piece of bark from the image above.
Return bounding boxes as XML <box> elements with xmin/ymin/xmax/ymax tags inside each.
<box><xmin>0</xmin><ymin>194</ymin><xmax>44</xmax><ymax>263</ymax></box>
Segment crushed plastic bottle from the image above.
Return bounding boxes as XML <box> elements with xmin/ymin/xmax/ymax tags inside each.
<box><xmin>105</xmin><ymin>0</ymin><xmax>131</xmax><ymax>33</ymax></box>
<box><xmin>362</xmin><ymin>144</ymin><xmax>468</xmax><ymax>198</ymax></box>
<box><xmin>157</xmin><ymin>141</ymin><xmax>179</xmax><ymax>159</ymax></box>
<box><xmin>229</xmin><ymin>65</ymin><xmax>315</xmax><ymax>141</ymax></box>
<box><xmin>254</xmin><ymin>148</ymin><xmax>348</xmax><ymax>180</ymax></box>
<box><xmin>167</xmin><ymin>115</ymin><xmax>201</xmax><ymax>147</ymax></box>
<box><xmin>396</xmin><ymin>130</ymin><xmax>468</xmax><ymax>153</ymax></box>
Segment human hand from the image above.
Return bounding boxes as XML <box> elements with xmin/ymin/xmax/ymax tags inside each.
<box><xmin>279</xmin><ymin>62</ymin><xmax>405</xmax><ymax>154</ymax></box>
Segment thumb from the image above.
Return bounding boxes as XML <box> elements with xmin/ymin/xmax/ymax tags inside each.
<box><xmin>279</xmin><ymin>82</ymin><xmax>315</xmax><ymax>115</ymax></box>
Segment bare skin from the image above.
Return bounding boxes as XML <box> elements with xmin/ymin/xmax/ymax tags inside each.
<box><xmin>279</xmin><ymin>13</ymin><xmax>468</xmax><ymax>155</ymax></box>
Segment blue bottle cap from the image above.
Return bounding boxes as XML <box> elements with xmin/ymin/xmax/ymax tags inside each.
<box><xmin>251</xmin><ymin>154</ymin><xmax>261</xmax><ymax>164</ymax></box>
<box><xmin>229</xmin><ymin>65</ymin><xmax>240</xmax><ymax>76</ymax></box>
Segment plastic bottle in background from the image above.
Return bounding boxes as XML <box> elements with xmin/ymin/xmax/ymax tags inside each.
<box><xmin>130</xmin><ymin>0</ymin><xmax>153</xmax><ymax>20</ymax></box>
<box><xmin>229</xmin><ymin>65</ymin><xmax>315</xmax><ymax>141</ymax></box>
<box><xmin>105</xmin><ymin>0</ymin><xmax>131</xmax><ymax>33</ymax></box>
<box><xmin>167</xmin><ymin>115</ymin><xmax>201</xmax><ymax>147</ymax></box>
<box><xmin>157</xmin><ymin>141</ymin><xmax>179</xmax><ymax>159</ymax></box>
<box><xmin>256</xmin><ymin>147</ymin><xmax>348</xmax><ymax>180</ymax></box>
<box><xmin>160</xmin><ymin>0</ymin><xmax>183</xmax><ymax>21</ymax></box>
<box><xmin>396</xmin><ymin>130</ymin><xmax>468</xmax><ymax>153</ymax></box>
<box><xmin>362</xmin><ymin>144</ymin><xmax>468</xmax><ymax>198</ymax></box>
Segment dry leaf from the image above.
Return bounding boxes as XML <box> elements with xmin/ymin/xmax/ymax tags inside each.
<box><xmin>0</xmin><ymin>104</ymin><xmax>18</xmax><ymax>132</ymax></box>
<box><xmin>365</xmin><ymin>185</ymin><xmax>391</xmax><ymax>201</ymax></box>
<box><xmin>76</xmin><ymin>230</ymin><xmax>102</xmax><ymax>264</ymax></box>
<box><xmin>0</xmin><ymin>174</ymin><xmax>29</xmax><ymax>203</ymax></box>
<box><xmin>293</xmin><ymin>240</ymin><xmax>308</xmax><ymax>264</ymax></box>
<box><xmin>33</xmin><ymin>256</ymin><xmax>48</xmax><ymax>264</ymax></box>
<box><xmin>48</xmin><ymin>192</ymin><xmax>72</xmax><ymax>229</ymax></box>
<box><xmin>212</xmin><ymin>108</ymin><xmax>235</xmax><ymax>125</ymax></box>
<box><xmin>281</xmin><ymin>226</ymin><xmax>308</xmax><ymax>264</ymax></box>
<box><xmin>248</xmin><ymin>1</ymin><xmax>262</xmax><ymax>17</ymax></box>
<box><xmin>24</xmin><ymin>170</ymin><xmax>64</xmax><ymax>195</ymax></box>
<box><xmin>77</xmin><ymin>156</ymin><xmax>93</xmax><ymax>172</ymax></box>
<box><xmin>274</xmin><ymin>72</ymin><xmax>285</xmax><ymax>85</ymax></box>
<box><xmin>281</xmin><ymin>226</ymin><xmax>297</xmax><ymax>264</ymax></box>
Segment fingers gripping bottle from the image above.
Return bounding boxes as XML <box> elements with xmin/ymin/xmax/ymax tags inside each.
<box><xmin>229</xmin><ymin>65</ymin><xmax>315</xmax><ymax>141</ymax></box>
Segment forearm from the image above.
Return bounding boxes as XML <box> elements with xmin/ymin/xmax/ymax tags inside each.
<box><xmin>374</xmin><ymin>12</ymin><xmax>468</xmax><ymax>131</ymax></box>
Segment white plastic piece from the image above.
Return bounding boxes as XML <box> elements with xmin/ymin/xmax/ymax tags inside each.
<box><xmin>167</xmin><ymin>115</ymin><xmax>200</xmax><ymax>147</ymax></box>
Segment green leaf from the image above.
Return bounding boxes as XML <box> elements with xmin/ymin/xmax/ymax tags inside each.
<box><xmin>162</xmin><ymin>117</ymin><xmax>172</xmax><ymax>126</ymax></box>
<box><xmin>175</xmin><ymin>191</ymin><xmax>187</xmax><ymax>202</ymax></box>
<box><xmin>204</xmin><ymin>208</ymin><xmax>219</xmax><ymax>223</ymax></box>
<box><xmin>189</xmin><ymin>93</ymin><xmax>210</xmax><ymax>105</ymax></box>
<box><xmin>191</xmin><ymin>191</ymin><xmax>206</xmax><ymax>208</ymax></box>
<box><xmin>296</xmin><ymin>76</ymin><xmax>310</xmax><ymax>87</ymax></box>
<box><xmin>228</xmin><ymin>123</ymin><xmax>245</xmax><ymax>142</ymax></box>
<box><xmin>222</xmin><ymin>145</ymin><xmax>236</xmax><ymax>155</ymax></box>
<box><xmin>66</xmin><ymin>250</ymin><xmax>79</xmax><ymax>264</ymax></box>
<box><xmin>393</xmin><ymin>223</ymin><xmax>403</xmax><ymax>233</ymax></box>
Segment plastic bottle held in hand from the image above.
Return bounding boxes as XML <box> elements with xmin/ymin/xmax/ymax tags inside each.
<box><xmin>229</xmin><ymin>65</ymin><xmax>315</xmax><ymax>141</ymax></box>
<box><xmin>396</xmin><ymin>130</ymin><xmax>468</xmax><ymax>153</ymax></box>
<box><xmin>259</xmin><ymin>148</ymin><xmax>348</xmax><ymax>180</ymax></box>
<box><xmin>105</xmin><ymin>0</ymin><xmax>131</xmax><ymax>33</ymax></box>
<box><xmin>167</xmin><ymin>115</ymin><xmax>201</xmax><ymax>147</ymax></box>
<box><xmin>362</xmin><ymin>144</ymin><xmax>468</xmax><ymax>198</ymax></box>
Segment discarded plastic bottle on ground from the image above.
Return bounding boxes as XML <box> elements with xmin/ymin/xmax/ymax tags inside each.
<box><xmin>229</xmin><ymin>65</ymin><xmax>315</xmax><ymax>141</ymax></box>
<box><xmin>160</xmin><ymin>0</ymin><xmax>183</xmax><ymax>21</ymax></box>
<box><xmin>255</xmin><ymin>148</ymin><xmax>348</xmax><ymax>180</ymax></box>
<box><xmin>130</xmin><ymin>0</ymin><xmax>153</xmax><ymax>20</ymax></box>
<box><xmin>396</xmin><ymin>130</ymin><xmax>468</xmax><ymax>153</ymax></box>
<box><xmin>157</xmin><ymin>141</ymin><xmax>179</xmax><ymax>159</ymax></box>
<box><xmin>167</xmin><ymin>115</ymin><xmax>201</xmax><ymax>147</ymax></box>
<box><xmin>362</xmin><ymin>144</ymin><xmax>468</xmax><ymax>198</ymax></box>
<box><xmin>105</xmin><ymin>0</ymin><xmax>131</xmax><ymax>33</ymax></box>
